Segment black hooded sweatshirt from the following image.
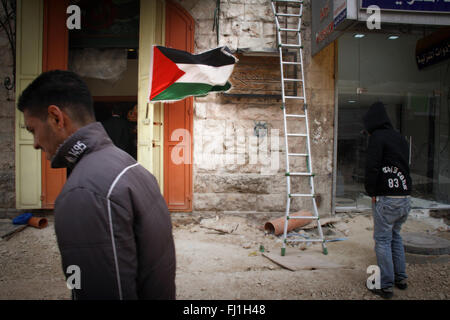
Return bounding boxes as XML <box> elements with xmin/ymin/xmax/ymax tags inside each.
<box><xmin>363</xmin><ymin>102</ymin><xmax>412</xmax><ymax>197</ymax></box>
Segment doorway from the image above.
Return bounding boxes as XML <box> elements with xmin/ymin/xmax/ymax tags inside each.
<box><xmin>164</xmin><ymin>1</ymin><xmax>194</xmax><ymax>212</ymax></box>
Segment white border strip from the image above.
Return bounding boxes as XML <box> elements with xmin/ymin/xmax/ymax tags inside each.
<box><xmin>106</xmin><ymin>163</ymin><xmax>139</xmax><ymax>300</ymax></box>
<box><xmin>148</xmin><ymin>45</ymin><xmax>155</xmax><ymax>102</ymax></box>
<box><xmin>175</xmin><ymin>63</ymin><xmax>235</xmax><ymax>85</ymax></box>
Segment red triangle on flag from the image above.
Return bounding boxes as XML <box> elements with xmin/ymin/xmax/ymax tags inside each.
<box><xmin>150</xmin><ymin>46</ymin><xmax>186</xmax><ymax>101</ymax></box>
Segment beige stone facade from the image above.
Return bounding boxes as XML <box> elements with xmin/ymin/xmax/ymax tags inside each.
<box><xmin>176</xmin><ymin>0</ymin><xmax>336</xmax><ymax>215</ymax></box>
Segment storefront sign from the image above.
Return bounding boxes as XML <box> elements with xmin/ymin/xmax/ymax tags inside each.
<box><xmin>416</xmin><ymin>40</ymin><xmax>450</xmax><ymax>68</ymax></box>
<box><xmin>361</xmin><ymin>0</ymin><xmax>450</xmax><ymax>13</ymax></box>
<box><xmin>312</xmin><ymin>0</ymin><xmax>357</xmax><ymax>55</ymax></box>
<box><xmin>334</xmin><ymin>0</ymin><xmax>348</xmax><ymax>28</ymax></box>
<box><xmin>313</xmin><ymin>0</ymin><xmax>449</xmax><ymax>56</ymax></box>
<box><xmin>416</xmin><ymin>28</ymin><xmax>450</xmax><ymax>69</ymax></box>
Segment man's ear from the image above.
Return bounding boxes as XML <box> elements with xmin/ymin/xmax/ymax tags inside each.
<box><xmin>47</xmin><ymin>105</ymin><xmax>65</xmax><ymax>129</ymax></box>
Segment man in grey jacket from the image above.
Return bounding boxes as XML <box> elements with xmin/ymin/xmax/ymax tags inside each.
<box><xmin>17</xmin><ymin>70</ymin><xmax>176</xmax><ymax>300</ymax></box>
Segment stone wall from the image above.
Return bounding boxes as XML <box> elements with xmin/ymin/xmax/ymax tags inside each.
<box><xmin>174</xmin><ymin>0</ymin><xmax>336</xmax><ymax>215</ymax></box>
<box><xmin>0</xmin><ymin>2</ymin><xmax>16</xmax><ymax>214</ymax></box>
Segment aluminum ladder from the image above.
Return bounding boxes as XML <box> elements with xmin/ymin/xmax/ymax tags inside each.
<box><xmin>270</xmin><ymin>0</ymin><xmax>327</xmax><ymax>256</ymax></box>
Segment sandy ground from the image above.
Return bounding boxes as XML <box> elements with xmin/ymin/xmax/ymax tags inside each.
<box><xmin>0</xmin><ymin>212</ymin><xmax>448</xmax><ymax>300</ymax></box>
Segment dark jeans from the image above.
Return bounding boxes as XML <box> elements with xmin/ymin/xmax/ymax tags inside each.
<box><xmin>372</xmin><ymin>196</ymin><xmax>411</xmax><ymax>289</ymax></box>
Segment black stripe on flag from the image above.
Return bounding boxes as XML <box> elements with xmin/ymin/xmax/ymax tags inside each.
<box><xmin>156</xmin><ymin>46</ymin><xmax>236</xmax><ymax>67</ymax></box>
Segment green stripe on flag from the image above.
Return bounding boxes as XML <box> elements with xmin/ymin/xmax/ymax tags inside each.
<box><xmin>151</xmin><ymin>82</ymin><xmax>231</xmax><ymax>102</ymax></box>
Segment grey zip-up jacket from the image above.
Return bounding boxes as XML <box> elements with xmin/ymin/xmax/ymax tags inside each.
<box><xmin>51</xmin><ymin>122</ymin><xmax>176</xmax><ymax>300</ymax></box>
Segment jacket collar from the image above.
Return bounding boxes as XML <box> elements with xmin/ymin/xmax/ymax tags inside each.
<box><xmin>51</xmin><ymin>122</ymin><xmax>112</xmax><ymax>169</ymax></box>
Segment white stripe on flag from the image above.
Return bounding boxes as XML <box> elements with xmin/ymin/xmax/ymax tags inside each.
<box><xmin>175</xmin><ymin>64</ymin><xmax>235</xmax><ymax>85</ymax></box>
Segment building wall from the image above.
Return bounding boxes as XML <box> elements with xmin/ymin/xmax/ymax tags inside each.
<box><xmin>0</xmin><ymin>0</ymin><xmax>336</xmax><ymax>217</ymax></box>
<box><xmin>174</xmin><ymin>0</ymin><xmax>336</xmax><ymax>215</ymax></box>
<box><xmin>0</xmin><ymin>2</ymin><xmax>16</xmax><ymax>213</ymax></box>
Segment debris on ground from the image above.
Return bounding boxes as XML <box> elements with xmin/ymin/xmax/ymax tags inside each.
<box><xmin>0</xmin><ymin>219</ymin><xmax>28</xmax><ymax>241</ymax></box>
<box><xmin>0</xmin><ymin>213</ymin><xmax>449</xmax><ymax>300</ymax></box>
<box><xmin>262</xmin><ymin>252</ymin><xmax>352</xmax><ymax>271</ymax></box>
<box><xmin>300</xmin><ymin>217</ymin><xmax>342</xmax><ymax>230</ymax></box>
<box><xmin>199</xmin><ymin>216</ymin><xmax>239</xmax><ymax>234</ymax></box>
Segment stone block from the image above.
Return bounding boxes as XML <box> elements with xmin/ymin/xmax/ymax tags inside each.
<box><xmin>195</xmin><ymin>36</ymin><xmax>217</xmax><ymax>52</ymax></box>
<box><xmin>236</xmin><ymin>37</ymin><xmax>266</xmax><ymax>50</ymax></box>
<box><xmin>240</xmin><ymin>21</ymin><xmax>263</xmax><ymax>38</ymax></box>
<box><xmin>0</xmin><ymin>151</ymin><xmax>14</xmax><ymax>170</ymax></box>
<box><xmin>194</xmin><ymin>102</ymin><xmax>207</xmax><ymax>119</ymax></box>
<box><xmin>0</xmin><ymin>101</ymin><xmax>14</xmax><ymax>117</ymax></box>
<box><xmin>236</xmin><ymin>105</ymin><xmax>283</xmax><ymax>121</ymax></box>
<box><xmin>190</xmin><ymin>0</ymin><xmax>216</xmax><ymax>20</ymax></box>
<box><xmin>193</xmin><ymin>192</ymin><xmax>257</xmax><ymax>211</ymax></box>
<box><xmin>268</xmin><ymin>175</ymin><xmax>286</xmax><ymax>194</ymax></box>
<box><xmin>256</xmin><ymin>194</ymin><xmax>285</xmax><ymax>212</ymax></box>
<box><xmin>0</xmin><ymin>117</ymin><xmax>13</xmax><ymax>133</ymax></box>
<box><xmin>207</xmin><ymin>103</ymin><xmax>237</xmax><ymax>120</ymax></box>
<box><xmin>220</xmin><ymin>3</ymin><xmax>245</xmax><ymax>19</ymax></box>
<box><xmin>194</xmin><ymin>173</ymin><xmax>270</xmax><ymax>194</ymax></box>
<box><xmin>263</xmin><ymin>22</ymin><xmax>276</xmax><ymax>38</ymax></box>
<box><xmin>244</xmin><ymin>5</ymin><xmax>273</xmax><ymax>22</ymax></box>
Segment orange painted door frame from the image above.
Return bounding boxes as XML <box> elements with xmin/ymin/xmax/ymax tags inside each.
<box><xmin>164</xmin><ymin>1</ymin><xmax>194</xmax><ymax>211</ymax></box>
<box><xmin>41</xmin><ymin>0</ymin><xmax>69</xmax><ymax>208</ymax></box>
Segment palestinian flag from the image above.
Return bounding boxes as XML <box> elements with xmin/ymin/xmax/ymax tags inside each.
<box><xmin>149</xmin><ymin>46</ymin><xmax>237</xmax><ymax>102</ymax></box>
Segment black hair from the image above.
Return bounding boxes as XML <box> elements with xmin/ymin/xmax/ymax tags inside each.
<box><xmin>17</xmin><ymin>70</ymin><xmax>95</xmax><ymax>124</ymax></box>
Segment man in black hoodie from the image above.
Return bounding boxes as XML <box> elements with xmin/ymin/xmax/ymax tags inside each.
<box><xmin>363</xmin><ymin>102</ymin><xmax>412</xmax><ymax>299</ymax></box>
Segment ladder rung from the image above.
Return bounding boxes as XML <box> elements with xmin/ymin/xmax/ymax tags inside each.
<box><xmin>283</xmin><ymin>78</ymin><xmax>303</xmax><ymax>82</ymax></box>
<box><xmin>276</xmin><ymin>13</ymin><xmax>302</xmax><ymax>17</ymax></box>
<box><xmin>272</xmin><ymin>0</ymin><xmax>304</xmax><ymax>3</ymax></box>
<box><xmin>285</xmin><ymin>96</ymin><xmax>305</xmax><ymax>100</ymax></box>
<box><xmin>279</xmin><ymin>44</ymin><xmax>303</xmax><ymax>48</ymax></box>
<box><xmin>288</xmin><ymin>172</ymin><xmax>313</xmax><ymax>176</ymax></box>
<box><xmin>286</xmin><ymin>239</ymin><xmax>324</xmax><ymax>243</ymax></box>
<box><xmin>287</xmin><ymin>153</ymin><xmax>308</xmax><ymax>157</ymax></box>
<box><xmin>279</xmin><ymin>28</ymin><xmax>300</xmax><ymax>32</ymax></box>
<box><xmin>282</xmin><ymin>61</ymin><xmax>302</xmax><ymax>65</ymax></box>
<box><xmin>289</xmin><ymin>193</ymin><xmax>315</xmax><ymax>197</ymax></box>
<box><xmin>285</xmin><ymin>114</ymin><xmax>306</xmax><ymax>118</ymax></box>
<box><xmin>288</xmin><ymin>216</ymin><xmax>318</xmax><ymax>220</ymax></box>
<box><xmin>287</xmin><ymin>133</ymin><xmax>307</xmax><ymax>137</ymax></box>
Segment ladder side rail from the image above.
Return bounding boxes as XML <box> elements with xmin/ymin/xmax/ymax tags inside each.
<box><xmin>272</xmin><ymin>1</ymin><xmax>293</xmax><ymax>257</ymax></box>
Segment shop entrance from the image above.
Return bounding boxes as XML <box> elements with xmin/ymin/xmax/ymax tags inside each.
<box><xmin>67</xmin><ymin>0</ymin><xmax>139</xmax><ymax>167</ymax></box>
<box><xmin>336</xmin><ymin>26</ymin><xmax>450</xmax><ymax>210</ymax></box>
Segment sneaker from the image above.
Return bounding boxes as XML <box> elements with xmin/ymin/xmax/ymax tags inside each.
<box><xmin>395</xmin><ymin>279</ymin><xmax>408</xmax><ymax>290</ymax></box>
<box><xmin>366</xmin><ymin>282</ymin><xmax>394</xmax><ymax>299</ymax></box>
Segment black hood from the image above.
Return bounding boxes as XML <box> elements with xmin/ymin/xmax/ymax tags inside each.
<box><xmin>363</xmin><ymin>102</ymin><xmax>393</xmax><ymax>134</ymax></box>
